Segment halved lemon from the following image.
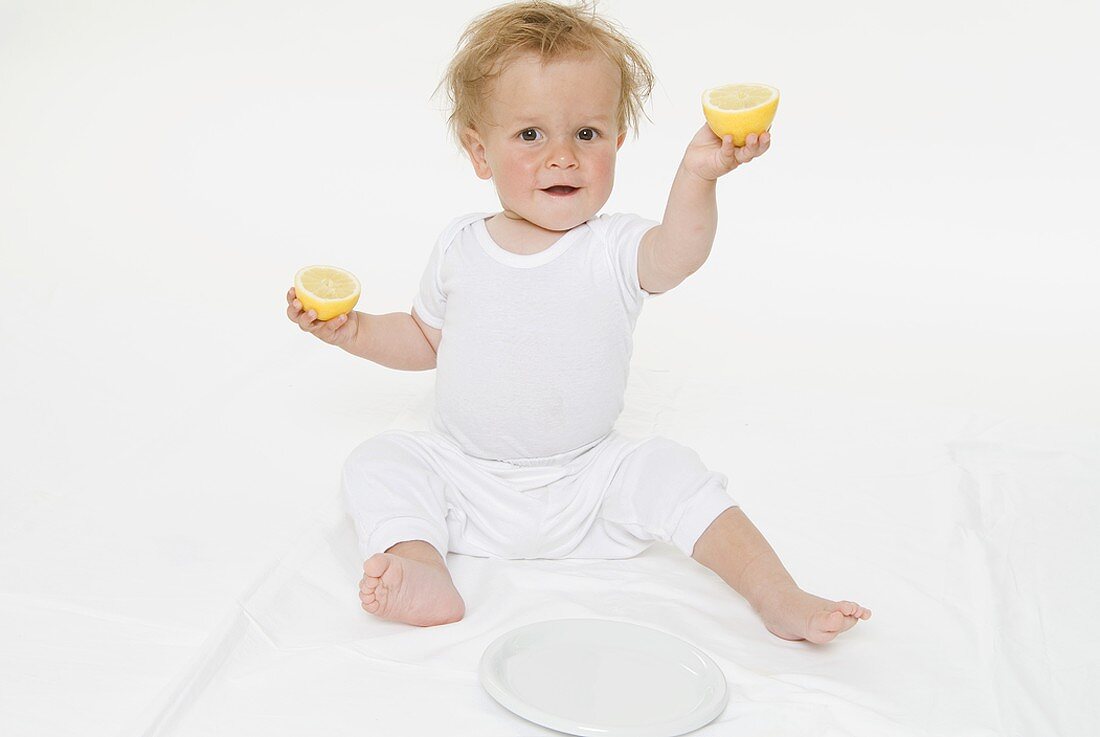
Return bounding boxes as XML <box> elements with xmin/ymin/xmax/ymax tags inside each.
<box><xmin>702</xmin><ymin>83</ymin><xmax>779</xmax><ymax>147</ymax></box>
<box><xmin>294</xmin><ymin>265</ymin><xmax>361</xmax><ymax>321</ymax></box>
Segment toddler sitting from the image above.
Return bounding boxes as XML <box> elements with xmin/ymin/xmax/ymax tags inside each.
<box><xmin>285</xmin><ymin>0</ymin><xmax>870</xmax><ymax>643</ymax></box>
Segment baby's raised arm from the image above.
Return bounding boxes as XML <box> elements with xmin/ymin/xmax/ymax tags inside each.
<box><xmin>286</xmin><ymin>288</ymin><xmax>438</xmax><ymax>371</ymax></box>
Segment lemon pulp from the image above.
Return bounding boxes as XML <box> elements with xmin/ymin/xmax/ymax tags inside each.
<box><xmin>294</xmin><ymin>265</ymin><xmax>361</xmax><ymax>321</ymax></box>
<box><xmin>702</xmin><ymin>83</ymin><xmax>780</xmax><ymax>147</ymax></box>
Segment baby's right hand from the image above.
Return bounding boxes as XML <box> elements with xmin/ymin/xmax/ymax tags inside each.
<box><xmin>286</xmin><ymin>287</ymin><xmax>359</xmax><ymax>348</ymax></box>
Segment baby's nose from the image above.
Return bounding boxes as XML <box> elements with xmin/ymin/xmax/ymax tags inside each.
<box><xmin>547</xmin><ymin>152</ymin><xmax>578</xmax><ymax>168</ymax></box>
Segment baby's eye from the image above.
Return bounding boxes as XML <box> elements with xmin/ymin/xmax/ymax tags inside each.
<box><xmin>519</xmin><ymin>128</ymin><xmax>541</xmax><ymax>142</ymax></box>
<box><xmin>578</xmin><ymin>128</ymin><xmax>598</xmax><ymax>141</ymax></box>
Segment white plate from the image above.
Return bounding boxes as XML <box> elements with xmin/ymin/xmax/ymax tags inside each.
<box><xmin>479</xmin><ymin>618</ymin><xmax>728</xmax><ymax>737</ymax></box>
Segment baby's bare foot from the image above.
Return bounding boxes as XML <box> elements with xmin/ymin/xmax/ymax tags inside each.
<box><xmin>358</xmin><ymin>553</ymin><xmax>465</xmax><ymax>627</ymax></box>
<box><xmin>757</xmin><ymin>588</ymin><xmax>871</xmax><ymax>644</ymax></box>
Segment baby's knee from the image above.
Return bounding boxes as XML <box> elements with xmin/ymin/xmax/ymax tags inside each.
<box><xmin>341</xmin><ymin>432</ymin><xmax>449</xmax><ymax>545</ymax></box>
<box><xmin>341</xmin><ymin>432</ymin><xmax>420</xmax><ymax>513</ymax></box>
<box><xmin>342</xmin><ymin>431</ymin><xmax>425</xmax><ymax>491</ymax></box>
<box><xmin>622</xmin><ymin>437</ymin><xmax>726</xmax><ymax>514</ymax></box>
<box><xmin>635</xmin><ymin>437</ymin><xmax>709</xmax><ymax>477</ymax></box>
<box><xmin>343</xmin><ymin>431</ymin><xmax>410</xmax><ymax>470</ymax></box>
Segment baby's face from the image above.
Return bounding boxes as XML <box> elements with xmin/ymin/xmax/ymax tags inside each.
<box><xmin>461</xmin><ymin>51</ymin><xmax>627</xmax><ymax>232</ymax></box>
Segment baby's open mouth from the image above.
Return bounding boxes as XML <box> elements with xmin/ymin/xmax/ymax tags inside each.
<box><xmin>542</xmin><ymin>186</ymin><xmax>579</xmax><ymax>196</ymax></box>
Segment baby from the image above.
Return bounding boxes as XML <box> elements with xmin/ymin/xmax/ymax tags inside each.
<box><xmin>285</xmin><ymin>0</ymin><xmax>870</xmax><ymax>643</ymax></box>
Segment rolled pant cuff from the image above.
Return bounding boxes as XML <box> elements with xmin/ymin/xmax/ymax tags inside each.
<box><xmin>670</xmin><ymin>488</ymin><xmax>739</xmax><ymax>558</ymax></box>
<box><xmin>365</xmin><ymin>516</ymin><xmax>449</xmax><ymax>563</ymax></box>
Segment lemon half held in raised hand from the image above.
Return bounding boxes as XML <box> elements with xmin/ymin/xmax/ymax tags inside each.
<box><xmin>294</xmin><ymin>265</ymin><xmax>361</xmax><ymax>321</ymax></box>
<box><xmin>702</xmin><ymin>83</ymin><xmax>779</xmax><ymax>147</ymax></box>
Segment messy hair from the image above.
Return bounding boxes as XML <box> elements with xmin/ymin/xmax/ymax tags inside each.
<box><xmin>432</xmin><ymin>0</ymin><xmax>656</xmax><ymax>152</ymax></box>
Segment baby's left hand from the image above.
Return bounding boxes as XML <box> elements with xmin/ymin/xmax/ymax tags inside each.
<box><xmin>682</xmin><ymin>123</ymin><xmax>770</xmax><ymax>181</ymax></box>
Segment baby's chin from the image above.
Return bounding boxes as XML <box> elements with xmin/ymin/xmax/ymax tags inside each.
<box><xmin>504</xmin><ymin>201</ymin><xmax>604</xmax><ymax>232</ymax></box>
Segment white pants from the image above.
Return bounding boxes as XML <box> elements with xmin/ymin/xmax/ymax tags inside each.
<box><xmin>341</xmin><ymin>429</ymin><xmax>738</xmax><ymax>562</ymax></box>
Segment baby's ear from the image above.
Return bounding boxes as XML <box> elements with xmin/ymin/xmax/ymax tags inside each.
<box><xmin>460</xmin><ymin>127</ymin><xmax>492</xmax><ymax>180</ymax></box>
<box><xmin>616</xmin><ymin>130</ymin><xmax>627</xmax><ymax>150</ymax></box>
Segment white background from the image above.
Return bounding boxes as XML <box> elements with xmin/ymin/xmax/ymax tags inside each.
<box><xmin>3</xmin><ymin>1</ymin><xmax>1098</xmax><ymax>473</ymax></box>
<box><xmin>1</xmin><ymin>2</ymin><xmax>1098</xmax><ymax>734</ymax></box>
<box><xmin>2</xmin><ymin>0</ymin><xmax>1098</xmax><ymax>519</ymax></box>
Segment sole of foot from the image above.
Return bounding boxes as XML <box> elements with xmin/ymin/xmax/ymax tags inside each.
<box><xmin>359</xmin><ymin>552</ymin><xmax>466</xmax><ymax>627</ymax></box>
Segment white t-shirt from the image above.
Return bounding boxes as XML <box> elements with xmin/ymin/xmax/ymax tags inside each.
<box><xmin>412</xmin><ymin>211</ymin><xmax>660</xmax><ymax>463</ymax></box>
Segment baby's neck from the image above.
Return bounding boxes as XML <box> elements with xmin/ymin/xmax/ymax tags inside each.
<box><xmin>486</xmin><ymin>212</ymin><xmax>574</xmax><ymax>255</ymax></box>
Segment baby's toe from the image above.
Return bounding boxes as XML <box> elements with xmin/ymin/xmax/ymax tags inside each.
<box><xmin>360</xmin><ymin>578</ymin><xmax>387</xmax><ymax>611</ymax></box>
<box><xmin>805</xmin><ymin>611</ymin><xmax>845</xmax><ymax>643</ymax></box>
<box><xmin>839</xmin><ymin>600</ymin><xmax>874</xmax><ymax>621</ymax></box>
<box><xmin>363</xmin><ymin>554</ymin><xmax>392</xmax><ymax>579</ymax></box>
<box><xmin>837</xmin><ymin>600</ymin><xmax>859</xmax><ymax>617</ymax></box>
<box><xmin>824</xmin><ymin>609</ymin><xmax>851</xmax><ymax>631</ymax></box>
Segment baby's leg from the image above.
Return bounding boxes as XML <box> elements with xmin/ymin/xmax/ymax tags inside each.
<box><xmin>343</xmin><ymin>431</ymin><xmax>466</xmax><ymax>627</ymax></box>
<box><xmin>359</xmin><ymin>539</ymin><xmax>465</xmax><ymax>627</ymax></box>
<box><xmin>592</xmin><ymin>435</ymin><xmax>870</xmax><ymax>642</ymax></box>
<box><xmin>691</xmin><ymin>507</ymin><xmax>871</xmax><ymax>643</ymax></box>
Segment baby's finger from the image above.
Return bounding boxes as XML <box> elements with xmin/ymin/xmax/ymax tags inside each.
<box><xmin>286</xmin><ymin>290</ymin><xmax>304</xmax><ymax>319</ymax></box>
<box><xmin>309</xmin><ymin>313</ymin><xmax>345</xmax><ymax>335</ymax></box>
<box><xmin>320</xmin><ymin>314</ymin><xmax>348</xmax><ymax>337</ymax></box>
<box><xmin>299</xmin><ymin>309</ymin><xmax>317</xmax><ymax>329</ymax></box>
<box><xmin>719</xmin><ymin>138</ymin><xmax>739</xmax><ymax>167</ymax></box>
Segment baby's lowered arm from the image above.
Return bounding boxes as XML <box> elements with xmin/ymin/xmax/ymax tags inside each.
<box><xmin>342</xmin><ymin>309</ymin><xmax>439</xmax><ymax>371</ymax></box>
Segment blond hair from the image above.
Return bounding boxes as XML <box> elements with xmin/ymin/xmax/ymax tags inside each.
<box><xmin>432</xmin><ymin>0</ymin><xmax>656</xmax><ymax>152</ymax></box>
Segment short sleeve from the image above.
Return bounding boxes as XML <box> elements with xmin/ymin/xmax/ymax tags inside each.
<box><xmin>593</xmin><ymin>211</ymin><xmax>662</xmax><ymax>309</ymax></box>
<box><xmin>411</xmin><ymin>213</ymin><xmax>488</xmax><ymax>329</ymax></box>
<box><xmin>412</xmin><ymin>235</ymin><xmax>447</xmax><ymax>329</ymax></box>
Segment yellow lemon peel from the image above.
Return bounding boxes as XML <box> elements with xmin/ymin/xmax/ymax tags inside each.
<box><xmin>294</xmin><ymin>265</ymin><xmax>361</xmax><ymax>321</ymax></box>
<box><xmin>702</xmin><ymin>83</ymin><xmax>780</xmax><ymax>147</ymax></box>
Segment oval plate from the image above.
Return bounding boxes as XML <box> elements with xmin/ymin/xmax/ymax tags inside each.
<box><xmin>479</xmin><ymin>618</ymin><xmax>728</xmax><ymax>737</ymax></box>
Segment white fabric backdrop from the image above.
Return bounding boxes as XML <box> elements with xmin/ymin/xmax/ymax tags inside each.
<box><xmin>2</xmin><ymin>1</ymin><xmax>1097</xmax><ymax>735</ymax></box>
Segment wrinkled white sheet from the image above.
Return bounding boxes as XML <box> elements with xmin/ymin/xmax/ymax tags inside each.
<box><xmin>3</xmin><ymin>367</ymin><xmax>1098</xmax><ymax>736</ymax></box>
